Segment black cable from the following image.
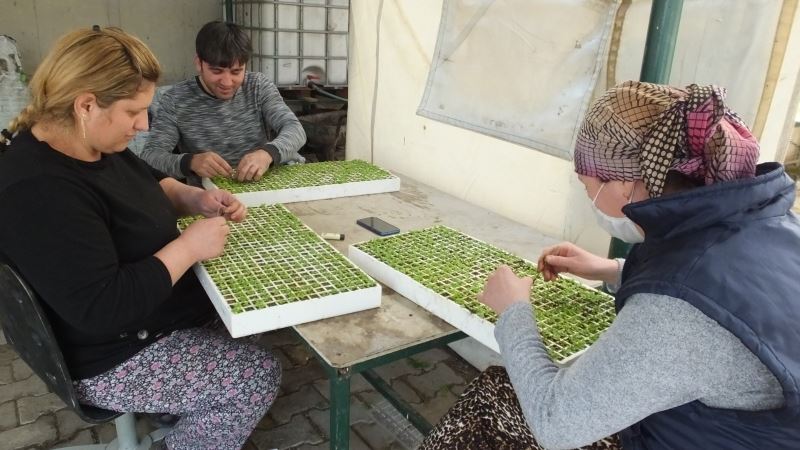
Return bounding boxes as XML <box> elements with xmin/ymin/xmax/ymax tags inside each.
<box><xmin>308</xmin><ymin>81</ymin><xmax>348</xmax><ymax>102</ymax></box>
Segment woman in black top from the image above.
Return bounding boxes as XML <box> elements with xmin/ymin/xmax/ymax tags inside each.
<box><xmin>0</xmin><ymin>27</ymin><xmax>280</xmax><ymax>450</ymax></box>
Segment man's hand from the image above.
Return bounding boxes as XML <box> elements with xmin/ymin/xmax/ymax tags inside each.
<box><xmin>478</xmin><ymin>265</ymin><xmax>533</xmax><ymax>315</ymax></box>
<box><xmin>194</xmin><ymin>189</ymin><xmax>247</xmax><ymax>222</ymax></box>
<box><xmin>190</xmin><ymin>151</ymin><xmax>233</xmax><ymax>178</ymax></box>
<box><xmin>236</xmin><ymin>149</ymin><xmax>273</xmax><ymax>181</ymax></box>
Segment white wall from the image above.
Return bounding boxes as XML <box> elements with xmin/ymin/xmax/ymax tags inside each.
<box><xmin>0</xmin><ymin>0</ymin><xmax>221</xmax><ymax>84</ymax></box>
<box><xmin>346</xmin><ymin>0</ymin><xmax>800</xmax><ymax>255</ymax></box>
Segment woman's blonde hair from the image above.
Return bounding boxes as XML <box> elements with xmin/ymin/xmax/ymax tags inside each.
<box><xmin>1</xmin><ymin>27</ymin><xmax>160</xmax><ymax>145</ymax></box>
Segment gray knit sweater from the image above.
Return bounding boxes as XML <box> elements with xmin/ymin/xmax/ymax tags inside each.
<box><xmin>136</xmin><ymin>72</ymin><xmax>306</xmax><ymax>179</ymax></box>
<box><xmin>495</xmin><ymin>284</ymin><xmax>784</xmax><ymax>449</ymax></box>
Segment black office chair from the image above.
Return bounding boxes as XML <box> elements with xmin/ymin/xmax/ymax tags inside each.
<box><xmin>0</xmin><ymin>263</ymin><xmax>169</xmax><ymax>450</ymax></box>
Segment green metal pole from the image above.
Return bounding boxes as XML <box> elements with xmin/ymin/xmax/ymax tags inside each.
<box><xmin>607</xmin><ymin>0</ymin><xmax>683</xmax><ymax>261</ymax></box>
<box><xmin>225</xmin><ymin>0</ymin><xmax>234</xmax><ymax>22</ymax></box>
<box><xmin>640</xmin><ymin>0</ymin><xmax>684</xmax><ymax>84</ymax></box>
<box><xmin>329</xmin><ymin>368</ymin><xmax>352</xmax><ymax>450</ymax></box>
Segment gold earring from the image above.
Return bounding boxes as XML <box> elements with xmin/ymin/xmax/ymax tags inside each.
<box><xmin>81</xmin><ymin>115</ymin><xmax>87</xmax><ymax>141</ymax></box>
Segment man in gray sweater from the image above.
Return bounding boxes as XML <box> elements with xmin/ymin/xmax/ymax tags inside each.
<box><xmin>137</xmin><ymin>21</ymin><xmax>306</xmax><ymax>185</ymax></box>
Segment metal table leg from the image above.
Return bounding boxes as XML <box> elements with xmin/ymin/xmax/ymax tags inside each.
<box><xmin>329</xmin><ymin>367</ymin><xmax>351</xmax><ymax>450</ymax></box>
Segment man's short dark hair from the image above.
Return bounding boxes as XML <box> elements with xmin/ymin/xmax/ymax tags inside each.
<box><xmin>195</xmin><ymin>21</ymin><xmax>252</xmax><ymax>67</ymax></box>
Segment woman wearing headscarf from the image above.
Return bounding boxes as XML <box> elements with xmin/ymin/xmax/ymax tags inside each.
<box><xmin>419</xmin><ymin>81</ymin><xmax>800</xmax><ymax>449</ymax></box>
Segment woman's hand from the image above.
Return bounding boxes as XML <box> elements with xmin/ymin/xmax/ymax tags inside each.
<box><xmin>478</xmin><ymin>265</ymin><xmax>533</xmax><ymax>315</ymax></box>
<box><xmin>537</xmin><ymin>242</ymin><xmax>619</xmax><ymax>283</ymax></box>
<box><xmin>194</xmin><ymin>189</ymin><xmax>247</xmax><ymax>222</ymax></box>
<box><xmin>179</xmin><ymin>216</ymin><xmax>230</xmax><ymax>261</ymax></box>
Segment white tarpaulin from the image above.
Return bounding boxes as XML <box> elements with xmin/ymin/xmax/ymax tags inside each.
<box><xmin>0</xmin><ymin>36</ymin><xmax>29</xmax><ymax>131</ymax></box>
<box><xmin>614</xmin><ymin>0</ymin><xmax>782</xmax><ymax>128</ymax></box>
<box><xmin>417</xmin><ymin>0</ymin><xmax>619</xmax><ymax>160</ymax></box>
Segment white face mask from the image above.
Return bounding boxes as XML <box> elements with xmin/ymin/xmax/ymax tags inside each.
<box><xmin>591</xmin><ymin>183</ymin><xmax>644</xmax><ymax>243</ymax></box>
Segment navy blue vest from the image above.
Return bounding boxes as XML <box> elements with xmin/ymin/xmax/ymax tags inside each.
<box><xmin>615</xmin><ymin>163</ymin><xmax>800</xmax><ymax>449</ymax></box>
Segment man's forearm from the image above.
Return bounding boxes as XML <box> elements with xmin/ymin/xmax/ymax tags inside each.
<box><xmin>139</xmin><ymin>142</ymin><xmax>187</xmax><ymax>178</ymax></box>
<box><xmin>268</xmin><ymin>119</ymin><xmax>306</xmax><ymax>162</ymax></box>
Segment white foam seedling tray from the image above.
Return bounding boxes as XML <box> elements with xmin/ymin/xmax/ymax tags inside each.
<box><xmin>203</xmin><ymin>159</ymin><xmax>400</xmax><ymax>206</ymax></box>
<box><xmin>349</xmin><ymin>226</ymin><xmax>614</xmax><ymax>363</ymax></box>
<box><xmin>180</xmin><ymin>204</ymin><xmax>381</xmax><ymax>337</ymax></box>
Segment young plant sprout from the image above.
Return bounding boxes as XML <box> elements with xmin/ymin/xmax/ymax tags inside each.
<box><xmin>179</xmin><ymin>205</ymin><xmax>377</xmax><ymax>314</ymax></box>
<box><xmin>353</xmin><ymin>226</ymin><xmax>615</xmax><ymax>361</ymax></box>
<box><xmin>211</xmin><ymin>160</ymin><xmax>396</xmax><ymax>193</ymax></box>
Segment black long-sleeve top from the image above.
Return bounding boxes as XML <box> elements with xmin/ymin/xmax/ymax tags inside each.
<box><xmin>0</xmin><ymin>131</ymin><xmax>214</xmax><ymax>379</ymax></box>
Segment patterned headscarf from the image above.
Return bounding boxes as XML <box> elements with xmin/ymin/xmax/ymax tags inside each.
<box><xmin>574</xmin><ymin>81</ymin><xmax>759</xmax><ymax>197</ymax></box>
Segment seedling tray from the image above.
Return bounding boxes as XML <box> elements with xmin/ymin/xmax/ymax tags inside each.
<box><xmin>179</xmin><ymin>204</ymin><xmax>381</xmax><ymax>337</ymax></box>
<box><xmin>349</xmin><ymin>226</ymin><xmax>614</xmax><ymax>362</ymax></box>
<box><xmin>203</xmin><ymin>160</ymin><xmax>401</xmax><ymax>206</ymax></box>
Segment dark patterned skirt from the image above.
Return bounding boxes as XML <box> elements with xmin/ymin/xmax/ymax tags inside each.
<box><xmin>418</xmin><ymin>366</ymin><xmax>621</xmax><ymax>450</ymax></box>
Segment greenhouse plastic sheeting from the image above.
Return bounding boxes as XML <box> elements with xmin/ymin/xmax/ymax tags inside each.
<box><xmin>417</xmin><ymin>0</ymin><xmax>619</xmax><ymax>160</ymax></box>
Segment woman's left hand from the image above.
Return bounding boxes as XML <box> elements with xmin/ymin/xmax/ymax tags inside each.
<box><xmin>195</xmin><ymin>189</ymin><xmax>247</xmax><ymax>222</ymax></box>
<box><xmin>478</xmin><ymin>265</ymin><xmax>533</xmax><ymax>315</ymax></box>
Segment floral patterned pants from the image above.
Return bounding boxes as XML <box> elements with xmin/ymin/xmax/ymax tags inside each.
<box><xmin>74</xmin><ymin>326</ymin><xmax>281</xmax><ymax>450</ymax></box>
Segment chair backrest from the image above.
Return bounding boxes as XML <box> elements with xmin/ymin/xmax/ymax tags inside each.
<box><xmin>0</xmin><ymin>263</ymin><xmax>120</xmax><ymax>424</ymax></box>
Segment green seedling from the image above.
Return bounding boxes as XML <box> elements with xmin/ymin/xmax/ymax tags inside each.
<box><xmin>211</xmin><ymin>160</ymin><xmax>395</xmax><ymax>193</ymax></box>
<box><xmin>354</xmin><ymin>226</ymin><xmax>615</xmax><ymax>361</ymax></box>
<box><xmin>179</xmin><ymin>204</ymin><xmax>376</xmax><ymax>314</ymax></box>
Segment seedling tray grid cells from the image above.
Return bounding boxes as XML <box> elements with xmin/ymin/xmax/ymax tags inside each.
<box><xmin>211</xmin><ymin>160</ymin><xmax>394</xmax><ymax>192</ymax></box>
<box><xmin>205</xmin><ymin>160</ymin><xmax>400</xmax><ymax>207</ymax></box>
<box><xmin>351</xmin><ymin>226</ymin><xmax>615</xmax><ymax>361</ymax></box>
<box><xmin>178</xmin><ymin>205</ymin><xmax>379</xmax><ymax>336</ymax></box>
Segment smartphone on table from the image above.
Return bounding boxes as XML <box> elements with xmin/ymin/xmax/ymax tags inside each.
<box><xmin>357</xmin><ymin>217</ymin><xmax>400</xmax><ymax>236</ymax></box>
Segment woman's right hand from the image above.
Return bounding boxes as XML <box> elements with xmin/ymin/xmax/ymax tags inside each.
<box><xmin>537</xmin><ymin>242</ymin><xmax>619</xmax><ymax>283</ymax></box>
<box><xmin>180</xmin><ymin>216</ymin><xmax>230</xmax><ymax>261</ymax></box>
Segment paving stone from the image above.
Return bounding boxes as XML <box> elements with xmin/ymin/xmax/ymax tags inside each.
<box><xmin>55</xmin><ymin>429</ymin><xmax>95</xmax><ymax>446</ymax></box>
<box><xmin>0</xmin><ymin>400</ymin><xmax>17</xmax><ymax>431</ymax></box>
<box><xmin>407</xmin><ymin>348</ymin><xmax>453</xmax><ymax>371</ymax></box>
<box><xmin>449</xmin><ymin>383</ymin><xmax>467</xmax><ymax>397</ymax></box>
<box><xmin>312</xmin><ymin>373</ymin><xmax>374</xmax><ymax>401</ymax></box>
<box><xmin>0</xmin><ymin>365</ymin><xmax>12</xmax><ymax>385</ymax></box>
<box><xmin>93</xmin><ymin>422</ymin><xmax>116</xmax><ymax>443</ymax></box>
<box><xmin>403</xmin><ymin>363</ymin><xmax>465</xmax><ymax>399</ymax></box>
<box><xmin>389</xmin><ymin>379</ymin><xmax>422</xmax><ymax>404</ymax></box>
<box><xmin>261</xmin><ymin>328</ymin><xmax>302</xmax><ymax>347</ymax></box>
<box><xmin>305</xmin><ymin>397</ymin><xmax>373</xmax><ymax>437</ymax></box>
<box><xmin>373</xmin><ymin>359</ymin><xmax>425</xmax><ymax>382</ymax></box>
<box><xmin>356</xmin><ymin>390</ymin><xmax>386</xmax><ymax>408</ymax></box>
<box><xmin>305</xmin><ymin>408</ymin><xmax>372</xmax><ymax>450</ymax></box>
<box><xmin>272</xmin><ymin>347</ymin><xmax>293</xmax><ymax>371</ymax></box>
<box><xmin>0</xmin><ymin>345</ymin><xmax>18</xmax><ymax>364</ymax></box>
<box><xmin>0</xmin><ymin>374</ymin><xmax>48</xmax><ymax>404</ymax></box>
<box><xmin>17</xmin><ymin>392</ymin><xmax>66</xmax><ymax>425</ymax></box>
<box><xmin>250</xmin><ymin>414</ymin><xmax>323</xmax><ymax>449</ymax></box>
<box><xmin>54</xmin><ymin>409</ymin><xmax>94</xmax><ymax>439</ymax></box>
<box><xmin>353</xmin><ymin>392</ymin><xmax>424</xmax><ymax>450</ymax></box>
<box><xmin>270</xmin><ymin>385</ymin><xmax>328</xmax><ymax>425</ymax></box>
<box><xmin>255</xmin><ymin>412</ymin><xmax>277</xmax><ymax>431</ymax></box>
<box><xmin>415</xmin><ymin>390</ymin><xmax>459</xmax><ymax>425</ymax></box>
<box><xmin>291</xmin><ymin>441</ymin><xmax>330</xmax><ymax>450</ymax></box>
<box><xmin>283</xmin><ymin>343</ymin><xmax>315</xmax><ymax>367</ymax></box>
<box><xmin>280</xmin><ymin>361</ymin><xmax>327</xmax><ymax>394</ymax></box>
<box><xmin>352</xmin><ymin>421</ymin><xmax>406</xmax><ymax>450</ymax></box>
<box><xmin>442</xmin><ymin>353</ymin><xmax>481</xmax><ymax>380</ymax></box>
<box><xmin>0</xmin><ymin>414</ymin><xmax>57</xmax><ymax>450</ymax></box>
<box><xmin>11</xmin><ymin>359</ymin><xmax>32</xmax><ymax>382</ymax></box>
